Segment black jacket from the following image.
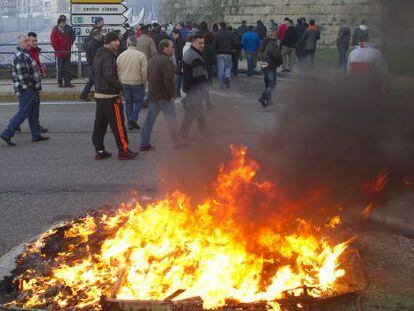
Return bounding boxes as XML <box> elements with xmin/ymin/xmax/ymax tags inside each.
<box><xmin>213</xmin><ymin>29</ymin><xmax>233</xmax><ymax>54</ymax></box>
<box><xmin>282</xmin><ymin>26</ymin><xmax>297</xmax><ymax>48</ymax></box>
<box><xmin>337</xmin><ymin>25</ymin><xmax>351</xmax><ymax>48</ymax></box>
<box><xmin>86</xmin><ymin>37</ymin><xmax>103</xmax><ymax>66</ymax></box>
<box><xmin>183</xmin><ymin>46</ymin><xmax>208</xmax><ymax>94</ymax></box>
<box><xmin>152</xmin><ymin>31</ymin><xmax>169</xmax><ymax>51</ymax></box>
<box><xmin>173</xmin><ymin>36</ymin><xmax>186</xmax><ymax>63</ymax></box>
<box><xmin>93</xmin><ymin>47</ymin><xmax>122</xmax><ymax>95</ymax></box>
<box><xmin>256</xmin><ymin>23</ymin><xmax>267</xmax><ymax>40</ymax></box>
<box><xmin>259</xmin><ymin>38</ymin><xmax>282</xmax><ymax>70</ymax></box>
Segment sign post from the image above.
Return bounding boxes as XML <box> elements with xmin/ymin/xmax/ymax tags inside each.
<box><xmin>70</xmin><ymin>0</ymin><xmax>128</xmax><ymax>37</ymax></box>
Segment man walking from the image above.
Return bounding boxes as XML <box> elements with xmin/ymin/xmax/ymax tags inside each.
<box><xmin>117</xmin><ymin>36</ymin><xmax>148</xmax><ymax>131</ymax></box>
<box><xmin>347</xmin><ymin>32</ymin><xmax>388</xmax><ymax>93</ymax></box>
<box><xmin>92</xmin><ymin>32</ymin><xmax>138</xmax><ymax>160</ymax></box>
<box><xmin>26</xmin><ymin>31</ymin><xmax>47</xmax><ymax>133</ymax></box>
<box><xmin>281</xmin><ymin>19</ymin><xmax>298</xmax><ymax>73</ymax></box>
<box><xmin>352</xmin><ymin>19</ymin><xmax>369</xmax><ymax>47</ymax></box>
<box><xmin>214</xmin><ymin>22</ymin><xmax>233</xmax><ymax>88</ymax></box>
<box><xmin>300</xmin><ymin>19</ymin><xmax>321</xmax><ymax>69</ymax></box>
<box><xmin>171</xmin><ymin>29</ymin><xmax>186</xmax><ymax>98</ymax></box>
<box><xmin>1</xmin><ymin>35</ymin><xmax>49</xmax><ymax>146</ymax></box>
<box><xmin>241</xmin><ymin>26</ymin><xmax>261</xmax><ymax>76</ymax></box>
<box><xmin>136</xmin><ymin>25</ymin><xmax>157</xmax><ymax>62</ymax></box>
<box><xmin>80</xmin><ymin>28</ymin><xmax>103</xmax><ymax>101</ymax></box>
<box><xmin>51</xmin><ymin>17</ymin><xmax>74</xmax><ymax>87</ymax></box>
<box><xmin>140</xmin><ymin>39</ymin><xmax>183</xmax><ymax>151</ymax></box>
<box><xmin>258</xmin><ymin>30</ymin><xmax>282</xmax><ymax>107</ymax></box>
<box><xmin>180</xmin><ymin>35</ymin><xmax>209</xmax><ymax>140</ymax></box>
<box><xmin>336</xmin><ymin>19</ymin><xmax>351</xmax><ymax>70</ymax></box>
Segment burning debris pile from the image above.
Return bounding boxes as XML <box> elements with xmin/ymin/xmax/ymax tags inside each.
<box><xmin>2</xmin><ymin>146</ymin><xmax>362</xmax><ymax>311</ymax></box>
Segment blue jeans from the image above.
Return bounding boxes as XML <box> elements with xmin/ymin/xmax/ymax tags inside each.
<box><xmin>337</xmin><ymin>47</ymin><xmax>348</xmax><ymax>70</ymax></box>
<box><xmin>175</xmin><ymin>74</ymin><xmax>183</xmax><ymax>96</ymax></box>
<box><xmin>2</xmin><ymin>89</ymin><xmax>41</xmax><ymax>140</ymax></box>
<box><xmin>140</xmin><ymin>100</ymin><xmax>178</xmax><ymax>147</ymax></box>
<box><xmin>260</xmin><ymin>69</ymin><xmax>277</xmax><ymax>104</ymax></box>
<box><xmin>217</xmin><ymin>54</ymin><xmax>232</xmax><ymax>86</ymax></box>
<box><xmin>246</xmin><ymin>51</ymin><xmax>255</xmax><ymax>76</ymax></box>
<box><xmin>122</xmin><ymin>84</ymin><xmax>145</xmax><ymax>126</ymax></box>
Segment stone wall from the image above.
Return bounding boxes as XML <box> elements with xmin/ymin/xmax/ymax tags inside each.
<box><xmin>157</xmin><ymin>0</ymin><xmax>385</xmax><ymax>46</ymax></box>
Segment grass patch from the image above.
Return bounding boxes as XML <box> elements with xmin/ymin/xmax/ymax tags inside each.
<box><xmin>315</xmin><ymin>47</ymin><xmax>414</xmax><ymax>76</ymax></box>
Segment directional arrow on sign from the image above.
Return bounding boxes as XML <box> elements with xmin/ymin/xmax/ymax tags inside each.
<box><xmin>71</xmin><ymin>3</ymin><xmax>128</xmax><ymax>15</ymax></box>
<box><xmin>73</xmin><ymin>25</ymin><xmax>126</xmax><ymax>37</ymax></box>
<box><xmin>72</xmin><ymin>14</ymin><xmax>127</xmax><ymax>26</ymax></box>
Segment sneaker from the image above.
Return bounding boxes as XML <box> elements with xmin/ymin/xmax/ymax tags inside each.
<box><xmin>258</xmin><ymin>98</ymin><xmax>268</xmax><ymax>108</ymax></box>
<box><xmin>127</xmin><ymin>122</ymin><xmax>141</xmax><ymax>131</ymax></box>
<box><xmin>32</xmin><ymin>136</ymin><xmax>49</xmax><ymax>142</ymax></box>
<box><xmin>79</xmin><ymin>94</ymin><xmax>90</xmax><ymax>102</ymax></box>
<box><xmin>1</xmin><ymin>135</ymin><xmax>16</xmax><ymax>146</ymax></box>
<box><xmin>140</xmin><ymin>144</ymin><xmax>155</xmax><ymax>152</ymax></box>
<box><xmin>40</xmin><ymin>126</ymin><xmax>48</xmax><ymax>133</ymax></box>
<box><xmin>65</xmin><ymin>83</ymin><xmax>75</xmax><ymax>88</ymax></box>
<box><xmin>118</xmin><ymin>149</ymin><xmax>139</xmax><ymax>160</ymax></box>
<box><xmin>58</xmin><ymin>83</ymin><xmax>64</xmax><ymax>88</ymax></box>
<box><xmin>224</xmin><ymin>78</ymin><xmax>231</xmax><ymax>89</ymax></box>
<box><xmin>95</xmin><ymin>150</ymin><xmax>112</xmax><ymax>160</ymax></box>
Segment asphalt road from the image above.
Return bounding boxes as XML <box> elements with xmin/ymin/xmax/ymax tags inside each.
<box><xmin>0</xmin><ymin>76</ymin><xmax>276</xmax><ymax>256</ymax></box>
<box><xmin>0</xmin><ymin>73</ymin><xmax>413</xmax><ymax>308</ymax></box>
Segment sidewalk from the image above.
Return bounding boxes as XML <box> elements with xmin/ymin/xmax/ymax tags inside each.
<box><xmin>0</xmin><ymin>78</ymin><xmax>91</xmax><ymax>102</ymax></box>
<box><xmin>0</xmin><ymin>69</ymin><xmax>412</xmax><ymax>102</ymax></box>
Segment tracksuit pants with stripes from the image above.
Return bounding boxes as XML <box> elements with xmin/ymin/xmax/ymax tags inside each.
<box><xmin>92</xmin><ymin>97</ymin><xmax>129</xmax><ymax>153</ymax></box>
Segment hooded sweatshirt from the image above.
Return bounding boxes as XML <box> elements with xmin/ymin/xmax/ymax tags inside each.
<box><xmin>351</xmin><ymin>25</ymin><xmax>369</xmax><ymax>47</ymax></box>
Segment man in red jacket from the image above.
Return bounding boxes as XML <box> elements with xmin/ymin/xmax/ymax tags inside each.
<box><xmin>24</xmin><ymin>32</ymin><xmax>47</xmax><ymax>133</ymax></box>
<box><xmin>51</xmin><ymin>17</ymin><xmax>74</xmax><ymax>87</ymax></box>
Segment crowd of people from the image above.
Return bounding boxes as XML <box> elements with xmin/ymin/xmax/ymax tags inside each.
<box><xmin>1</xmin><ymin>15</ymin><xmax>388</xmax><ymax>159</ymax></box>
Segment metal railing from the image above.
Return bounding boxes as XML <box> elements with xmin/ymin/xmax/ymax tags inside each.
<box><xmin>0</xmin><ymin>38</ymin><xmax>86</xmax><ymax>84</ymax></box>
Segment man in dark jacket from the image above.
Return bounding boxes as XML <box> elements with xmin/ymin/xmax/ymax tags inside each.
<box><xmin>80</xmin><ymin>28</ymin><xmax>103</xmax><ymax>101</ymax></box>
<box><xmin>336</xmin><ymin>19</ymin><xmax>351</xmax><ymax>70</ymax></box>
<box><xmin>258</xmin><ymin>30</ymin><xmax>282</xmax><ymax>107</ymax></box>
<box><xmin>92</xmin><ymin>32</ymin><xmax>138</xmax><ymax>160</ymax></box>
<box><xmin>172</xmin><ymin>29</ymin><xmax>186</xmax><ymax>97</ymax></box>
<box><xmin>214</xmin><ymin>22</ymin><xmax>233</xmax><ymax>88</ymax></box>
<box><xmin>255</xmin><ymin>20</ymin><xmax>267</xmax><ymax>40</ymax></box>
<box><xmin>237</xmin><ymin>21</ymin><xmax>248</xmax><ymax>39</ymax></box>
<box><xmin>151</xmin><ymin>24</ymin><xmax>169</xmax><ymax>50</ymax></box>
<box><xmin>281</xmin><ymin>19</ymin><xmax>298</xmax><ymax>72</ymax></box>
<box><xmin>300</xmin><ymin>19</ymin><xmax>321</xmax><ymax>69</ymax></box>
<box><xmin>294</xmin><ymin>18</ymin><xmax>308</xmax><ymax>61</ymax></box>
<box><xmin>140</xmin><ymin>39</ymin><xmax>184</xmax><ymax>151</ymax></box>
<box><xmin>180</xmin><ymin>35</ymin><xmax>209</xmax><ymax>140</ymax></box>
<box><xmin>352</xmin><ymin>19</ymin><xmax>369</xmax><ymax>47</ymax></box>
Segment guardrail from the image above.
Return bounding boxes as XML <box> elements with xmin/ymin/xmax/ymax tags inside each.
<box><xmin>0</xmin><ymin>39</ymin><xmax>86</xmax><ymax>83</ymax></box>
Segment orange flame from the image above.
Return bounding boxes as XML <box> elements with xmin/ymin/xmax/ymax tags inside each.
<box><xmin>8</xmin><ymin>146</ymin><xmax>350</xmax><ymax>310</ymax></box>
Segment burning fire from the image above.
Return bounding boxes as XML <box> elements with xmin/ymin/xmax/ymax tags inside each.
<box><xmin>6</xmin><ymin>146</ymin><xmax>351</xmax><ymax>310</ymax></box>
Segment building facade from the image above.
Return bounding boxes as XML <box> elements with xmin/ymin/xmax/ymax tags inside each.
<box><xmin>156</xmin><ymin>0</ymin><xmax>410</xmax><ymax>47</ymax></box>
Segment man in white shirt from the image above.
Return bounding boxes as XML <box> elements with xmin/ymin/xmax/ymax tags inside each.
<box><xmin>117</xmin><ymin>36</ymin><xmax>148</xmax><ymax>130</ymax></box>
<box><xmin>347</xmin><ymin>33</ymin><xmax>388</xmax><ymax>93</ymax></box>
